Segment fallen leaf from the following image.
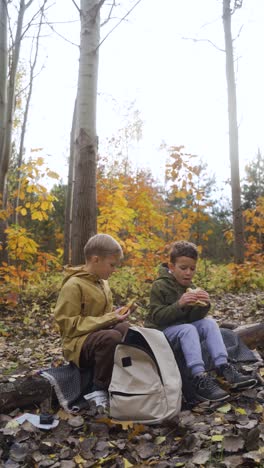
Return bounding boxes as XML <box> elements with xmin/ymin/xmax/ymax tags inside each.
<box><xmin>56</xmin><ymin>409</ymin><xmax>71</xmax><ymax>420</ymax></box>
<box><xmin>223</xmin><ymin>435</ymin><xmax>245</xmax><ymax>452</ymax></box>
<box><xmin>217</xmin><ymin>403</ymin><xmax>232</xmax><ymax>414</ymax></box>
<box><xmin>111</xmin><ymin>419</ymin><xmax>134</xmax><ymax>430</ymax></box>
<box><xmin>211</xmin><ymin>434</ymin><xmax>224</xmax><ymax>442</ymax></box>
<box><xmin>235</xmin><ymin>407</ymin><xmax>247</xmax><ymax>415</ymax></box>
<box><xmin>192</xmin><ymin>448</ymin><xmax>211</xmax><ymax>464</ymax></box>
<box><xmin>155</xmin><ymin>436</ymin><xmax>166</xmax><ymax>445</ymax></box>
<box><xmin>74</xmin><ymin>454</ymin><xmax>87</xmax><ymax>465</ymax></box>
<box><xmin>123</xmin><ymin>458</ymin><xmax>134</xmax><ymax>468</ymax></box>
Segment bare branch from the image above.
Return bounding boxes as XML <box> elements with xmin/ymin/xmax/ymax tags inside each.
<box><xmin>96</xmin><ymin>0</ymin><xmax>143</xmax><ymax>51</ymax></box>
<box><xmin>20</xmin><ymin>1</ymin><xmax>53</xmax><ymax>41</ymax></box>
<box><xmin>232</xmin><ymin>23</ymin><xmax>244</xmax><ymax>42</ymax></box>
<box><xmin>71</xmin><ymin>0</ymin><xmax>80</xmax><ymax>14</ymax></box>
<box><xmin>25</xmin><ymin>0</ymin><xmax>35</xmax><ymax>8</ymax></box>
<box><xmin>181</xmin><ymin>36</ymin><xmax>225</xmax><ymax>53</ymax></box>
<box><xmin>101</xmin><ymin>0</ymin><xmax>116</xmax><ymax>27</ymax></box>
<box><xmin>5</xmin><ymin>0</ymin><xmax>14</xmax><ymax>48</ymax></box>
<box><xmin>43</xmin><ymin>12</ymin><xmax>79</xmax><ymax>47</ymax></box>
<box><xmin>88</xmin><ymin>0</ymin><xmax>107</xmax><ymax>23</ymax></box>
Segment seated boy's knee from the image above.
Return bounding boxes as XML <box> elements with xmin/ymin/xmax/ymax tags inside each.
<box><xmin>202</xmin><ymin>317</ymin><xmax>218</xmax><ymax>331</ymax></box>
<box><xmin>179</xmin><ymin>323</ymin><xmax>196</xmax><ymax>337</ymax></box>
<box><xmin>103</xmin><ymin>329</ymin><xmax>123</xmax><ymax>346</ymax></box>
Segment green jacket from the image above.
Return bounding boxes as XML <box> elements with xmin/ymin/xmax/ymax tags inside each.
<box><xmin>54</xmin><ymin>265</ymin><xmax>118</xmax><ymax>366</ymax></box>
<box><xmin>144</xmin><ymin>263</ymin><xmax>210</xmax><ymax>330</ymax></box>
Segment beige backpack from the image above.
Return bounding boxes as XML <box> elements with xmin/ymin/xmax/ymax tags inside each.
<box><xmin>109</xmin><ymin>325</ymin><xmax>182</xmax><ymax>424</ymax></box>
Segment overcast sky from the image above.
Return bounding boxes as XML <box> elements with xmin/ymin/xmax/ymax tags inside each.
<box><xmin>22</xmin><ymin>0</ymin><xmax>264</xmax><ymax>189</ymax></box>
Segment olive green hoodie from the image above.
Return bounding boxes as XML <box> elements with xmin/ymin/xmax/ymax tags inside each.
<box><xmin>54</xmin><ymin>265</ymin><xmax>118</xmax><ymax>366</ymax></box>
<box><xmin>144</xmin><ymin>263</ymin><xmax>210</xmax><ymax>330</ymax></box>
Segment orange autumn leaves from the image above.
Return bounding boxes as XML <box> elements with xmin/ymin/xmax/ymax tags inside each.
<box><xmin>97</xmin><ymin>147</ymin><xmax>214</xmax><ymax>273</ymax></box>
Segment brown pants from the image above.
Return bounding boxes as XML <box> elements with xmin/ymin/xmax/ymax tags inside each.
<box><xmin>79</xmin><ymin>322</ymin><xmax>130</xmax><ymax>389</ymax></box>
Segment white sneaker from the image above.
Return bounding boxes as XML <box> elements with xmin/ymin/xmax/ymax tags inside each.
<box><xmin>84</xmin><ymin>390</ymin><xmax>109</xmax><ymax>409</ymax></box>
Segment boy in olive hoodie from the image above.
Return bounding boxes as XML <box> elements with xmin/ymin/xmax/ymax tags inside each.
<box><xmin>54</xmin><ymin>234</ymin><xmax>131</xmax><ymax>409</ymax></box>
<box><xmin>145</xmin><ymin>241</ymin><xmax>256</xmax><ymax>402</ymax></box>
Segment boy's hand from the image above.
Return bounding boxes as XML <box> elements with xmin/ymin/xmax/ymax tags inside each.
<box><xmin>178</xmin><ymin>291</ymin><xmax>199</xmax><ymax>307</ymax></box>
<box><xmin>195</xmin><ymin>289</ymin><xmax>210</xmax><ymax>304</ymax></box>
<box><xmin>114</xmin><ymin>307</ymin><xmax>131</xmax><ymax>321</ymax></box>
<box><xmin>179</xmin><ymin>288</ymin><xmax>210</xmax><ymax>307</ymax></box>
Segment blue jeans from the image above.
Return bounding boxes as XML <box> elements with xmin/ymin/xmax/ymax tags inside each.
<box><xmin>164</xmin><ymin>318</ymin><xmax>228</xmax><ymax>376</ymax></box>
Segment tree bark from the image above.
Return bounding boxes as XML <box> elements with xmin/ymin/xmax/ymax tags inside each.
<box><xmin>15</xmin><ymin>0</ymin><xmax>47</xmax><ymax>225</ymax></box>
<box><xmin>0</xmin><ymin>0</ymin><xmax>7</xmax><ymax>173</ymax></box>
<box><xmin>71</xmin><ymin>0</ymin><xmax>100</xmax><ymax>265</ymax></box>
<box><xmin>0</xmin><ymin>0</ymin><xmax>26</xmax><ymax>200</ymax></box>
<box><xmin>0</xmin><ymin>0</ymin><xmax>8</xmax><ymax>264</ymax></box>
<box><xmin>0</xmin><ymin>375</ymin><xmax>54</xmax><ymax>413</ymax></box>
<box><xmin>0</xmin><ymin>323</ymin><xmax>263</xmax><ymax>414</ymax></box>
<box><xmin>64</xmin><ymin>100</ymin><xmax>77</xmax><ymax>265</ymax></box>
<box><xmin>222</xmin><ymin>0</ymin><xmax>244</xmax><ymax>264</ymax></box>
<box><xmin>234</xmin><ymin>323</ymin><xmax>264</xmax><ymax>349</ymax></box>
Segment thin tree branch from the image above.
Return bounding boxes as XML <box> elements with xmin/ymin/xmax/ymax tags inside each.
<box><xmin>232</xmin><ymin>23</ymin><xmax>244</xmax><ymax>42</ymax></box>
<box><xmin>101</xmin><ymin>0</ymin><xmax>116</xmax><ymax>27</ymax></box>
<box><xmin>181</xmin><ymin>36</ymin><xmax>225</xmax><ymax>53</ymax></box>
<box><xmin>20</xmin><ymin>1</ymin><xmax>53</xmax><ymax>41</ymax></box>
<box><xmin>25</xmin><ymin>0</ymin><xmax>35</xmax><ymax>8</ymax></box>
<box><xmin>96</xmin><ymin>0</ymin><xmax>143</xmax><ymax>51</ymax></box>
<box><xmin>43</xmin><ymin>12</ymin><xmax>79</xmax><ymax>47</ymax></box>
<box><xmin>71</xmin><ymin>0</ymin><xmax>80</xmax><ymax>14</ymax></box>
<box><xmin>15</xmin><ymin>65</ymin><xmax>44</xmax><ymax>98</ymax></box>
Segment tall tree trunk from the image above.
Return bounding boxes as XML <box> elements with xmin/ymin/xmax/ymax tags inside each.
<box><xmin>0</xmin><ymin>0</ymin><xmax>7</xmax><ymax>175</ymax></box>
<box><xmin>71</xmin><ymin>0</ymin><xmax>100</xmax><ymax>265</ymax></box>
<box><xmin>0</xmin><ymin>0</ymin><xmax>8</xmax><ymax>263</ymax></box>
<box><xmin>64</xmin><ymin>100</ymin><xmax>76</xmax><ymax>265</ymax></box>
<box><xmin>0</xmin><ymin>0</ymin><xmax>27</xmax><ymax>200</ymax></box>
<box><xmin>15</xmin><ymin>0</ymin><xmax>46</xmax><ymax>225</ymax></box>
<box><xmin>222</xmin><ymin>0</ymin><xmax>244</xmax><ymax>264</ymax></box>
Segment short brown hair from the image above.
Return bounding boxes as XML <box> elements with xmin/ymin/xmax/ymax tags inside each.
<box><xmin>84</xmin><ymin>234</ymin><xmax>123</xmax><ymax>261</ymax></box>
<box><xmin>169</xmin><ymin>241</ymin><xmax>198</xmax><ymax>263</ymax></box>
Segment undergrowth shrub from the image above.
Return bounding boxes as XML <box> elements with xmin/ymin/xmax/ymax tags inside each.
<box><xmin>195</xmin><ymin>258</ymin><xmax>264</xmax><ymax>292</ymax></box>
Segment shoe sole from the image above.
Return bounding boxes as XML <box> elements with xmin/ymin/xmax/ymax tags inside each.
<box><xmin>196</xmin><ymin>392</ymin><xmax>230</xmax><ymax>403</ymax></box>
<box><xmin>217</xmin><ymin>377</ymin><xmax>257</xmax><ymax>390</ymax></box>
<box><xmin>230</xmin><ymin>380</ymin><xmax>257</xmax><ymax>390</ymax></box>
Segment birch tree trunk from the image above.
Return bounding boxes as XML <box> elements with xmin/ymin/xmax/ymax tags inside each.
<box><xmin>71</xmin><ymin>0</ymin><xmax>101</xmax><ymax>265</ymax></box>
<box><xmin>0</xmin><ymin>0</ymin><xmax>27</xmax><ymax>199</ymax></box>
<box><xmin>222</xmin><ymin>0</ymin><xmax>244</xmax><ymax>263</ymax></box>
<box><xmin>0</xmin><ymin>0</ymin><xmax>8</xmax><ymax>263</ymax></box>
<box><xmin>64</xmin><ymin>100</ymin><xmax>76</xmax><ymax>265</ymax></box>
<box><xmin>0</xmin><ymin>0</ymin><xmax>7</xmax><ymax>178</ymax></box>
<box><xmin>15</xmin><ymin>0</ymin><xmax>46</xmax><ymax>225</ymax></box>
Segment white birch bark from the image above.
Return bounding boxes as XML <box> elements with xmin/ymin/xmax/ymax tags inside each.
<box><xmin>0</xmin><ymin>0</ymin><xmax>30</xmax><ymax>198</ymax></box>
<box><xmin>0</xmin><ymin>0</ymin><xmax>7</xmax><ymax>193</ymax></box>
<box><xmin>222</xmin><ymin>0</ymin><xmax>244</xmax><ymax>263</ymax></box>
<box><xmin>71</xmin><ymin>0</ymin><xmax>101</xmax><ymax>265</ymax></box>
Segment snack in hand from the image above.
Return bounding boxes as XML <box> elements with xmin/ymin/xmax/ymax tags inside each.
<box><xmin>119</xmin><ymin>299</ymin><xmax>137</xmax><ymax>315</ymax></box>
<box><xmin>186</xmin><ymin>288</ymin><xmax>207</xmax><ymax>307</ymax></box>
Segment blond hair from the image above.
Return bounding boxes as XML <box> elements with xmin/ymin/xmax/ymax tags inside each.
<box><xmin>84</xmin><ymin>234</ymin><xmax>123</xmax><ymax>261</ymax></box>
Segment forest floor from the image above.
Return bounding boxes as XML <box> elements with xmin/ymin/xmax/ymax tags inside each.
<box><xmin>0</xmin><ymin>291</ymin><xmax>264</xmax><ymax>468</ymax></box>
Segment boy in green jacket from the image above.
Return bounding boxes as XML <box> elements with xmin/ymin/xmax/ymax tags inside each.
<box><xmin>54</xmin><ymin>234</ymin><xmax>130</xmax><ymax>409</ymax></box>
<box><xmin>145</xmin><ymin>241</ymin><xmax>257</xmax><ymax>402</ymax></box>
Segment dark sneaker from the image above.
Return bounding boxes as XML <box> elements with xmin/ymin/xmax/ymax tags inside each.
<box><xmin>216</xmin><ymin>363</ymin><xmax>257</xmax><ymax>390</ymax></box>
<box><xmin>193</xmin><ymin>373</ymin><xmax>229</xmax><ymax>402</ymax></box>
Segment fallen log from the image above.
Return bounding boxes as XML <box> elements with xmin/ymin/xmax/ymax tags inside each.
<box><xmin>0</xmin><ymin>323</ymin><xmax>263</xmax><ymax>414</ymax></box>
<box><xmin>233</xmin><ymin>323</ymin><xmax>264</xmax><ymax>349</ymax></box>
<box><xmin>0</xmin><ymin>375</ymin><xmax>55</xmax><ymax>414</ymax></box>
